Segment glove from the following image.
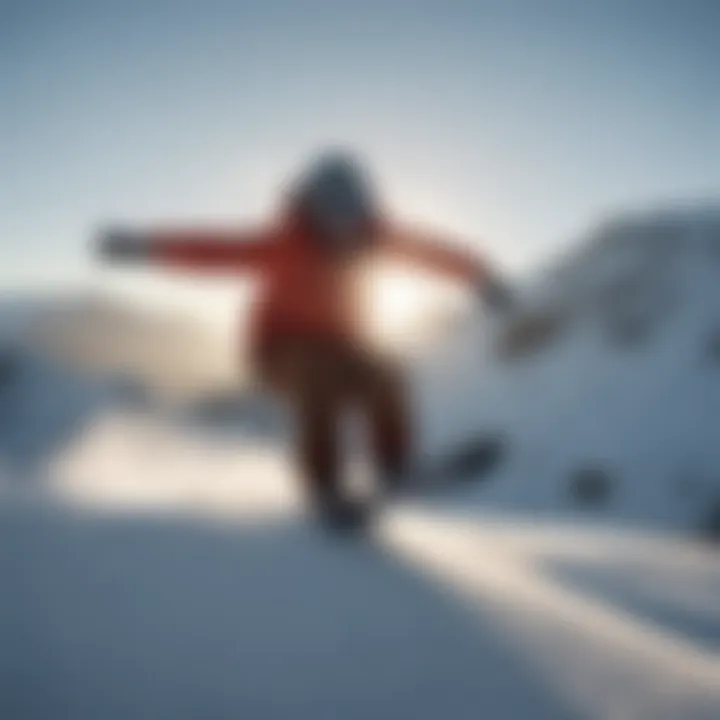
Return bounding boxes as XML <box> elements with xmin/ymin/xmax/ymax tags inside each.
<box><xmin>480</xmin><ymin>274</ymin><xmax>515</xmax><ymax>314</ymax></box>
<box><xmin>95</xmin><ymin>228</ymin><xmax>153</xmax><ymax>263</ymax></box>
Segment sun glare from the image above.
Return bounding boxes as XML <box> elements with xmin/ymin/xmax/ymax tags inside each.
<box><xmin>360</xmin><ymin>260</ymin><xmax>462</xmax><ymax>352</ymax></box>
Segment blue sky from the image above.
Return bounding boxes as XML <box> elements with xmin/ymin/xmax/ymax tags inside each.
<box><xmin>1</xmin><ymin>0</ymin><xmax>719</xmax><ymax>292</ymax></box>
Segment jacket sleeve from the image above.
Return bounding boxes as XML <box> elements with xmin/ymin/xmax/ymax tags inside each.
<box><xmin>97</xmin><ymin>226</ymin><xmax>278</xmax><ymax>275</ymax></box>
<box><xmin>150</xmin><ymin>228</ymin><xmax>277</xmax><ymax>273</ymax></box>
<box><xmin>383</xmin><ymin>227</ymin><xmax>492</xmax><ymax>285</ymax></box>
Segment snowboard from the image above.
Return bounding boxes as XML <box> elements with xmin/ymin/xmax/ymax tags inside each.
<box><xmin>316</xmin><ymin>433</ymin><xmax>506</xmax><ymax>535</ymax></box>
<box><xmin>400</xmin><ymin>432</ymin><xmax>506</xmax><ymax>497</ymax></box>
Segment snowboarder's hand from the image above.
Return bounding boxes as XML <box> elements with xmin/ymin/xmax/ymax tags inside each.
<box><xmin>480</xmin><ymin>274</ymin><xmax>515</xmax><ymax>315</ymax></box>
<box><xmin>95</xmin><ymin>228</ymin><xmax>152</xmax><ymax>264</ymax></box>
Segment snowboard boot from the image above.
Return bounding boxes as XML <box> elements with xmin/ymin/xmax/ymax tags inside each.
<box><xmin>315</xmin><ymin>491</ymin><xmax>372</xmax><ymax>534</ymax></box>
<box><xmin>376</xmin><ymin>452</ymin><xmax>410</xmax><ymax>499</ymax></box>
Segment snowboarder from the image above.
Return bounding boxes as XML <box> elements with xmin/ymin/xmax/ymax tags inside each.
<box><xmin>95</xmin><ymin>150</ymin><xmax>512</xmax><ymax>530</ymax></box>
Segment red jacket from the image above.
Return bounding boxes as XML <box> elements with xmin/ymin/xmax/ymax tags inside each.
<box><xmin>143</xmin><ymin>204</ymin><xmax>490</xmax><ymax>365</ymax></box>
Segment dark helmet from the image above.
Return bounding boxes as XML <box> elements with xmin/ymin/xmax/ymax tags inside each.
<box><xmin>294</xmin><ymin>150</ymin><xmax>378</xmax><ymax>245</ymax></box>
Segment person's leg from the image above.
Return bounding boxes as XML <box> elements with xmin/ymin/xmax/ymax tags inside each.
<box><xmin>294</xmin><ymin>354</ymin><xmax>341</xmax><ymax>505</ymax></box>
<box><xmin>355</xmin><ymin>354</ymin><xmax>412</xmax><ymax>491</ymax></box>
<box><xmin>262</xmin><ymin>342</ymin><xmax>367</xmax><ymax>529</ymax></box>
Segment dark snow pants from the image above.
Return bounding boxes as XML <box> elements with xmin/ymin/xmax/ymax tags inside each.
<box><xmin>259</xmin><ymin>340</ymin><xmax>411</xmax><ymax>502</ymax></box>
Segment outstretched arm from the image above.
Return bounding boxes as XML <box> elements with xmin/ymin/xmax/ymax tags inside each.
<box><xmin>384</xmin><ymin>227</ymin><xmax>514</xmax><ymax>311</ymax></box>
<box><xmin>95</xmin><ymin>226</ymin><xmax>277</xmax><ymax>274</ymax></box>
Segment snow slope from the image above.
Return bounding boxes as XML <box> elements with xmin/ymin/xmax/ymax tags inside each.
<box><xmin>3</xmin><ymin>203</ymin><xmax>720</xmax><ymax>719</ymax></box>
<box><xmin>416</xmin><ymin>203</ymin><xmax>720</xmax><ymax>534</ymax></box>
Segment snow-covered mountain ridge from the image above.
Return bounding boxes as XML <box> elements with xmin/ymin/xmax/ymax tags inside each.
<box><xmin>416</xmin><ymin>202</ymin><xmax>720</xmax><ymax>535</ymax></box>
